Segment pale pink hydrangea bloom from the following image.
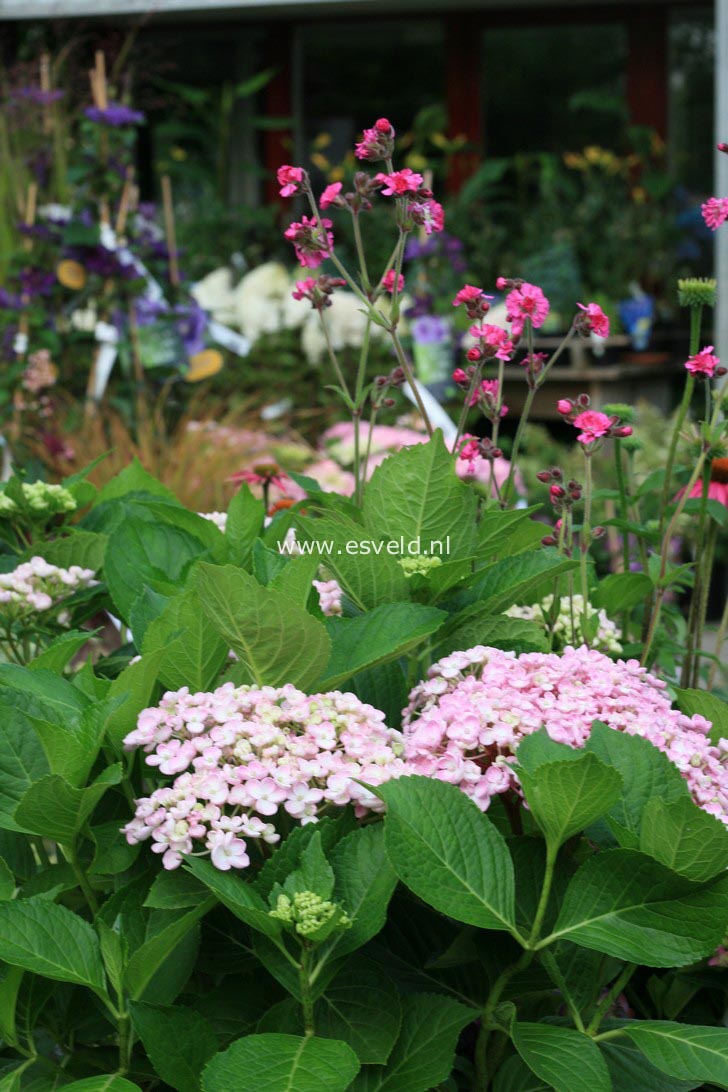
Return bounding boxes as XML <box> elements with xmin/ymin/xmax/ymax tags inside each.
<box><xmin>0</xmin><ymin>556</ymin><xmax>97</xmax><ymax>618</ymax></box>
<box><xmin>122</xmin><ymin>683</ymin><xmax>407</xmax><ymax>870</ymax></box>
<box><xmin>403</xmin><ymin>645</ymin><xmax>727</xmax><ymax>823</ymax></box>
<box><xmin>313</xmin><ymin>578</ymin><xmax>343</xmax><ymax>616</ymax></box>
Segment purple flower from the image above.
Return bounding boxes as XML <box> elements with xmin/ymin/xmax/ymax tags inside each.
<box><xmin>410</xmin><ymin>314</ymin><xmax>450</xmax><ymax>345</ymax></box>
<box><xmin>175</xmin><ymin>301</ymin><xmax>208</xmax><ymax>356</ymax></box>
<box><xmin>18</xmin><ymin>268</ymin><xmax>56</xmax><ymax>298</ymax></box>
<box><xmin>0</xmin><ymin>288</ymin><xmax>21</xmax><ymax>310</ymax></box>
<box><xmin>84</xmin><ymin>102</ymin><xmax>145</xmax><ymax>128</ymax></box>
<box><xmin>10</xmin><ymin>86</ymin><xmax>64</xmax><ymax>106</ymax></box>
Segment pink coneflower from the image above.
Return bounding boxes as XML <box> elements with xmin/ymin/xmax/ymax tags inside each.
<box><xmin>684</xmin><ymin>459</ymin><xmax>728</xmax><ymax>507</ymax></box>
<box><xmin>228</xmin><ymin>464</ymin><xmax>289</xmax><ymax>492</ymax></box>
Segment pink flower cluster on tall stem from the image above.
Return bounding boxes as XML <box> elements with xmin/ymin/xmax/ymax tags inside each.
<box><xmin>685</xmin><ymin>345</ymin><xmax>722</xmax><ymax>378</ymax></box>
<box><xmin>504</xmin><ymin>282</ymin><xmax>550</xmax><ymax>337</ymax></box>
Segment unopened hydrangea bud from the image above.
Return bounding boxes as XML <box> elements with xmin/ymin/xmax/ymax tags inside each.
<box><xmin>399</xmin><ymin>554</ymin><xmax>443</xmax><ymax>578</ymax></box>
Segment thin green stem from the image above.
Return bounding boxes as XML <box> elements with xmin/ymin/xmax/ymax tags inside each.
<box><xmin>579</xmin><ymin>454</ymin><xmax>593</xmax><ymax>647</ymax></box>
<box><xmin>682</xmin><ymin>466</ymin><xmax>712</xmax><ymax>686</ymax></box>
<box><xmin>299</xmin><ymin>945</ymin><xmax>316</xmax><ymax>1037</ymax></box>
<box><xmin>453</xmin><ymin>362</ymin><xmax>483</xmax><ymax>451</ymax></box>
<box><xmin>707</xmin><ymin>592</ymin><xmax>728</xmax><ymax>689</ymax></box>
<box><xmin>658</xmin><ymin>304</ymin><xmax>701</xmax><ymax>535</ymax></box>
<box><xmin>539</xmin><ymin>950</ymin><xmax>585</xmax><ymax>1033</ymax></box>
<box><xmin>690</xmin><ymin>519</ymin><xmax>718</xmax><ymax>688</ymax></box>
<box><xmin>390</xmin><ymin>328</ymin><xmax>434</xmax><ymax>437</ymax></box>
<box><xmin>64</xmin><ymin>845</ymin><xmax>99</xmax><ymax>915</ymax></box>
<box><xmin>585</xmin><ymin>964</ymin><xmax>636</xmax><ymax>1036</ymax></box>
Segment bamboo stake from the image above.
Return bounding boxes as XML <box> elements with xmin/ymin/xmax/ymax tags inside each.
<box><xmin>115</xmin><ymin>166</ymin><xmax>135</xmax><ymax>237</ymax></box>
<box><xmin>161</xmin><ymin>174</ymin><xmax>180</xmax><ymax>287</ymax></box>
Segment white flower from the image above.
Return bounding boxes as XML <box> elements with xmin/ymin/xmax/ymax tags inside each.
<box><xmin>233</xmin><ymin>262</ymin><xmax>298</xmax><ymax>341</ymax></box>
<box><xmin>191</xmin><ymin>267</ymin><xmax>238</xmax><ymax>326</ymax></box>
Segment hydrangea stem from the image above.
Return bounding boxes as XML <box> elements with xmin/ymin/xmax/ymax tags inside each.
<box><xmin>299</xmin><ymin>945</ymin><xmax>316</xmax><ymax>1037</ymax></box>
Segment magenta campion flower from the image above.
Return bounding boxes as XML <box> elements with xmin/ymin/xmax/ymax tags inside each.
<box><xmin>685</xmin><ymin>345</ymin><xmax>720</xmax><ymax>377</ymax></box>
<box><xmin>122</xmin><ymin>682</ymin><xmax>408</xmax><ymax>870</ymax></box>
<box><xmin>376</xmin><ymin>168</ymin><xmax>423</xmax><ymax>196</ymax></box>
<box><xmin>577</xmin><ymin>301</ymin><xmax>610</xmax><ymax>338</ymax></box>
<box><xmin>453</xmin><ymin>285</ymin><xmax>487</xmax><ymax>307</ymax></box>
<box><xmin>291</xmin><ymin>276</ymin><xmax>317</xmax><ymax>301</ymax></box>
<box><xmin>505</xmin><ymin>282</ymin><xmax>550</xmax><ymax>337</ymax></box>
<box><xmin>355</xmin><ymin>117</ymin><xmax>395</xmax><ymax>161</ymax></box>
<box><xmin>572</xmin><ymin>409</ymin><xmax>613</xmax><ymax>444</ymax></box>
<box><xmin>469</xmin><ymin>322</ymin><xmax>514</xmax><ymax>361</ymax></box>
<box><xmin>408</xmin><ymin>197</ymin><xmax>444</xmax><ymax>234</ymax></box>
<box><xmin>557</xmin><ymin>399</ymin><xmax>572</xmax><ymax>415</ymax></box>
<box><xmin>84</xmin><ymin>102</ymin><xmax>145</xmax><ymax>127</ymax></box>
<box><xmin>277</xmin><ymin>165</ymin><xmax>305</xmax><ymax>197</ymax></box>
<box><xmin>320</xmin><ymin>181</ymin><xmax>343</xmax><ymax>209</ymax></box>
<box><xmin>403</xmin><ymin>645</ymin><xmax>727</xmax><ymax>822</ymax></box>
<box><xmin>381</xmin><ymin>269</ymin><xmax>405</xmax><ymax>293</ymax></box>
<box><xmin>284</xmin><ymin>215</ymin><xmax>334</xmax><ymax>268</ymax></box>
<box><xmin>702</xmin><ymin>196</ymin><xmax>728</xmax><ymax>231</ymax></box>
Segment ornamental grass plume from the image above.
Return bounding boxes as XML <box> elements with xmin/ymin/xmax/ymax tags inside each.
<box><xmin>403</xmin><ymin>645</ymin><xmax>727</xmax><ymax>823</ymax></box>
<box><xmin>122</xmin><ymin>683</ymin><xmax>408</xmax><ymax>870</ymax></box>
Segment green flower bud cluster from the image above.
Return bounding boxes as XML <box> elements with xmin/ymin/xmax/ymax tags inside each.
<box><xmin>399</xmin><ymin>554</ymin><xmax>443</xmax><ymax>578</ymax></box>
<box><xmin>677</xmin><ymin>278</ymin><xmax>717</xmax><ymax>309</ymax></box>
<box><xmin>0</xmin><ymin>482</ymin><xmax>77</xmax><ymax>518</ymax></box>
<box><xmin>269</xmin><ymin>890</ymin><xmax>351</xmax><ymax>939</ymax></box>
<box><xmin>506</xmin><ymin>594</ymin><xmax>623</xmax><ymax>654</ymax></box>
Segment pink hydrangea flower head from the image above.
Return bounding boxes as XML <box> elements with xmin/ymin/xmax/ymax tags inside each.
<box><xmin>685</xmin><ymin>345</ymin><xmax>720</xmax><ymax>377</ymax></box>
<box><xmin>381</xmin><ymin>269</ymin><xmax>405</xmax><ymax>294</ymax></box>
<box><xmin>277</xmin><ymin>165</ymin><xmax>305</xmax><ymax>198</ymax></box>
<box><xmin>403</xmin><ymin>645</ymin><xmax>728</xmax><ymax>823</ymax></box>
<box><xmin>702</xmin><ymin>197</ymin><xmax>728</xmax><ymax>231</ymax></box>
<box><xmin>123</xmin><ymin>683</ymin><xmax>408</xmax><ymax>870</ymax></box>
<box><xmin>505</xmin><ymin>282</ymin><xmax>550</xmax><ymax>337</ymax></box>
<box><xmin>577</xmin><ymin>302</ymin><xmax>610</xmax><ymax>338</ymax></box>
<box><xmin>320</xmin><ymin>181</ymin><xmax>343</xmax><ymax>210</ymax></box>
<box><xmin>376</xmin><ymin>168</ymin><xmax>423</xmax><ymax>196</ymax></box>
<box><xmin>572</xmin><ymin>409</ymin><xmax>612</xmax><ymax>444</ymax></box>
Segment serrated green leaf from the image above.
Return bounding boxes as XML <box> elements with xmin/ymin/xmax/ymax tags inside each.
<box><xmin>380</xmin><ymin>776</ymin><xmax>517</xmax><ymax>934</ymax></box>
<box><xmin>195</xmin><ymin>563</ymin><xmax>330</xmax><ymax>689</ymax></box>
<box><xmin>184</xmin><ymin>856</ymin><xmax>282</xmax><ymax>939</ymax></box>
<box><xmin>518</xmin><ymin>752</ymin><xmax>622</xmax><ymax>849</ymax></box>
<box><xmin>512</xmin><ymin>1022</ymin><xmax>611</xmax><ymax>1092</ymax></box>
<box><xmin>348</xmin><ymin>993</ymin><xmax>474</xmax><ymax>1091</ymax></box>
<box><xmin>28</xmin><ymin>631</ymin><xmax>92</xmax><ymax>675</ymax></box>
<box><xmin>141</xmin><ymin>586</ymin><xmax>228</xmax><ymax>692</ymax></box>
<box><xmin>363</xmin><ymin>431</ymin><xmax>478</xmax><ymax>560</ymax></box>
<box><xmin>202</xmin><ymin>1033</ymin><xmax>359</xmax><ymax>1092</ymax></box>
<box><xmin>129</xmin><ymin>1001</ymin><xmax>218</xmax><ymax>1092</ymax></box>
<box><xmin>544</xmin><ymin>849</ymin><xmax>728</xmax><ymax>966</ymax></box>
<box><xmin>317</xmin><ymin>603</ymin><xmax>445</xmax><ymax>690</ymax></box>
<box><xmin>623</xmin><ymin>1021</ymin><xmax>728</xmax><ymax>1087</ymax></box>
<box><xmin>640</xmin><ymin>795</ymin><xmax>728</xmax><ymax>881</ymax></box>
<box><xmin>674</xmin><ymin>688</ymin><xmax>728</xmax><ymax>745</ymax></box>
<box><xmin>0</xmin><ymin>896</ymin><xmax>105</xmax><ymax>991</ymax></box>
